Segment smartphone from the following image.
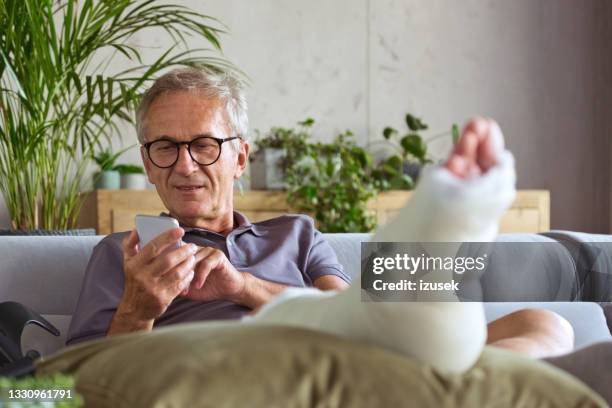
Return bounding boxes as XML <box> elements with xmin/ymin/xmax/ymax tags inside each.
<box><xmin>135</xmin><ymin>214</ymin><xmax>182</xmax><ymax>250</ymax></box>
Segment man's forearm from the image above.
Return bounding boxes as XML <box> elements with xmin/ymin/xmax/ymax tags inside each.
<box><xmin>231</xmin><ymin>272</ymin><xmax>288</xmax><ymax>310</ymax></box>
<box><xmin>107</xmin><ymin>306</ymin><xmax>154</xmax><ymax>336</ymax></box>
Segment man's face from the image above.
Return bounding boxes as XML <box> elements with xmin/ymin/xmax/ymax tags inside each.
<box><xmin>141</xmin><ymin>91</ymin><xmax>249</xmax><ymax>224</ymax></box>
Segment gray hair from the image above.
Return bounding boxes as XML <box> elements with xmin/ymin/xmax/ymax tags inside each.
<box><xmin>136</xmin><ymin>68</ymin><xmax>248</xmax><ymax>146</ymax></box>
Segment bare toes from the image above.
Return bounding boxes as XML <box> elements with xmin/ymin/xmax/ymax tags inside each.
<box><xmin>477</xmin><ymin>134</ymin><xmax>498</xmax><ymax>172</ymax></box>
<box><xmin>445</xmin><ymin>118</ymin><xmax>505</xmax><ymax>178</ymax></box>
<box><xmin>477</xmin><ymin>119</ymin><xmax>505</xmax><ymax>171</ymax></box>
<box><xmin>454</xmin><ymin>130</ymin><xmax>480</xmax><ymax>160</ymax></box>
<box><xmin>464</xmin><ymin>117</ymin><xmax>490</xmax><ymax>137</ymax></box>
<box><xmin>445</xmin><ymin>155</ymin><xmax>467</xmax><ymax>177</ymax></box>
<box><xmin>445</xmin><ymin>154</ymin><xmax>481</xmax><ymax>179</ymax></box>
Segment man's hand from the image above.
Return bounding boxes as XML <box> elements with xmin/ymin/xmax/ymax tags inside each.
<box><xmin>183</xmin><ymin>246</ymin><xmax>293</xmax><ymax>310</ymax></box>
<box><xmin>183</xmin><ymin>246</ymin><xmax>349</xmax><ymax>310</ymax></box>
<box><xmin>108</xmin><ymin>228</ymin><xmax>197</xmax><ymax>335</ymax></box>
<box><xmin>182</xmin><ymin>247</ymin><xmax>246</xmax><ymax>303</ymax></box>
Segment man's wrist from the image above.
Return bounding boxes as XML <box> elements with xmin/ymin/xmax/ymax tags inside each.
<box><xmin>107</xmin><ymin>301</ymin><xmax>154</xmax><ymax>336</ymax></box>
<box><xmin>229</xmin><ymin>272</ymin><xmax>286</xmax><ymax>310</ymax></box>
<box><xmin>228</xmin><ymin>271</ymin><xmax>251</xmax><ymax>307</ymax></box>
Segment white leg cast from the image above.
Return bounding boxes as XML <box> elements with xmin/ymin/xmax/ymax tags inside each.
<box><xmin>250</xmin><ymin>123</ymin><xmax>516</xmax><ymax>373</ymax></box>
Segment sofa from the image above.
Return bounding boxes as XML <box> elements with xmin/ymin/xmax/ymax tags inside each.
<box><xmin>0</xmin><ymin>231</ymin><xmax>611</xmax><ymax>358</ymax></box>
<box><xmin>0</xmin><ymin>231</ymin><xmax>612</xmax><ymax>355</ymax></box>
<box><xmin>1</xmin><ymin>231</ymin><xmax>611</xmax><ymax>406</ymax></box>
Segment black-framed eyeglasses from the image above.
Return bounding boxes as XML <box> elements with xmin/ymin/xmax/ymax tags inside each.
<box><xmin>142</xmin><ymin>136</ymin><xmax>241</xmax><ymax>168</ymax></box>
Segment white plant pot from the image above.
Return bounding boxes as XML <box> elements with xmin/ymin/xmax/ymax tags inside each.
<box><xmin>120</xmin><ymin>173</ymin><xmax>147</xmax><ymax>190</ymax></box>
<box><xmin>94</xmin><ymin>170</ymin><xmax>120</xmax><ymax>190</ymax></box>
<box><xmin>249</xmin><ymin>148</ymin><xmax>286</xmax><ymax>190</ymax></box>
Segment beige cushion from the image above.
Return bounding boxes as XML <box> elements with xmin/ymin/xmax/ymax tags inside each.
<box><xmin>35</xmin><ymin>323</ymin><xmax>606</xmax><ymax>407</ymax></box>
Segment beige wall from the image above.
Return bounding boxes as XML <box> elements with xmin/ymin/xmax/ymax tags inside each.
<box><xmin>1</xmin><ymin>0</ymin><xmax>611</xmax><ymax>232</ymax></box>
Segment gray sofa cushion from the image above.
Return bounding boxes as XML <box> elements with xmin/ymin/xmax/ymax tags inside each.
<box><xmin>0</xmin><ymin>236</ymin><xmax>100</xmax><ymax>315</ymax></box>
<box><xmin>322</xmin><ymin>233</ymin><xmax>370</xmax><ymax>279</ymax></box>
<box><xmin>476</xmin><ymin>234</ymin><xmax>580</xmax><ymax>302</ymax></box>
<box><xmin>326</xmin><ymin>233</ymin><xmax>583</xmax><ymax>302</ymax></box>
<box><xmin>542</xmin><ymin>231</ymin><xmax>612</xmax><ymax>303</ymax></box>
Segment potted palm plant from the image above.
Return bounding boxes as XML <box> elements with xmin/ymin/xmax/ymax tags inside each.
<box><xmin>0</xmin><ymin>0</ymin><xmax>234</xmax><ymax>233</ymax></box>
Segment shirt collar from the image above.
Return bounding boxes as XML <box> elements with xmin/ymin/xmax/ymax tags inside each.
<box><xmin>159</xmin><ymin>211</ymin><xmax>264</xmax><ymax>237</ymax></box>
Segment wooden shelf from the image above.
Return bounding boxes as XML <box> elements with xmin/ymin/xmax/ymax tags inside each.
<box><xmin>77</xmin><ymin>189</ymin><xmax>550</xmax><ymax>235</ymax></box>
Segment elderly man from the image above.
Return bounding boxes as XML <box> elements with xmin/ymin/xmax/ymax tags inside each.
<box><xmin>67</xmin><ymin>68</ymin><xmax>575</xmax><ymax>372</ymax></box>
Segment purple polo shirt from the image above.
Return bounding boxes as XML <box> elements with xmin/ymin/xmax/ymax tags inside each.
<box><xmin>66</xmin><ymin>212</ymin><xmax>349</xmax><ymax>346</ymax></box>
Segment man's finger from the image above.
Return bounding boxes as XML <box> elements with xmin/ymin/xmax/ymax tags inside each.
<box><xmin>160</xmin><ymin>256</ymin><xmax>195</xmax><ymax>294</ymax></box>
<box><xmin>142</xmin><ymin>227</ymin><xmax>185</xmax><ymax>260</ymax></box>
<box><xmin>122</xmin><ymin>229</ymin><xmax>140</xmax><ymax>258</ymax></box>
<box><xmin>183</xmin><ymin>270</ymin><xmax>195</xmax><ymax>291</ymax></box>
<box><xmin>152</xmin><ymin>243</ymin><xmax>198</xmax><ymax>277</ymax></box>
<box><xmin>193</xmin><ymin>245</ymin><xmax>215</xmax><ymax>263</ymax></box>
<box><xmin>194</xmin><ymin>255</ymin><xmax>221</xmax><ymax>289</ymax></box>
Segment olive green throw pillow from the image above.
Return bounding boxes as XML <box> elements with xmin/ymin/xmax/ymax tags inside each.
<box><xmin>35</xmin><ymin>323</ymin><xmax>605</xmax><ymax>408</ymax></box>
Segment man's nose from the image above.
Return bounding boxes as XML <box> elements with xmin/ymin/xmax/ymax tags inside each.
<box><xmin>173</xmin><ymin>145</ymin><xmax>199</xmax><ymax>174</ymax></box>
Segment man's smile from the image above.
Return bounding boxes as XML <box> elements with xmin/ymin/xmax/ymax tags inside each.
<box><xmin>175</xmin><ymin>185</ymin><xmax>205</xmax><ymax>191</ymax></box>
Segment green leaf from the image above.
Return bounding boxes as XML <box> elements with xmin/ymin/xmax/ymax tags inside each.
<box><xmin>351</xmin><ymin>147</ymin><xmax>372</xmax><ymax>167</ymax></box>
<box><xmin>405</xmin><ymin>113</ymin><xmax>428</xmax><ymax>131</ymax></box>
<box><xmin>384</xmin><ymin>155</ymin><xmax>403</xmax><ymax>170</ymax></box>
<box><xmin>382</xmin><ymin>126</ymin><xmax>397</xmax><ymax>140</ymax></box>
<box><xmin>114</xmin><ymin>164</ymin><xmax>144</xmax><ymax>174</ymax></box>
<box><xmin>382</xmin><ymin>164</ymin><xmax>400</xmax><ymax>176</ymax></box>
<box><xmin>93</xmin><ymin>144</ymin><xmax>135</xmax><ymax>171</ymax></box>
<box><xmin>400</xmin><ymin>174</ymin><xmax>414</xmax><ymax>189</ymax></box>
<box><xmin>298</xmin><ymin>117</ymin><xmax>315</xmax><ymax>127</ymax></box>
<box><xmin>452</xmin><ymin>123</ymin><xmax>460</xmax><ymax>145</ymax></box>
<box><xmin>400</xmin><ymin>134</ymin><xmax>427</xmax><ymax>161</ymax></box>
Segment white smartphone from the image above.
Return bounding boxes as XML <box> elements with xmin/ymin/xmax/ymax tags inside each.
<box><xmin>135</xmin><ymin>214</ymin><xmax>182</xmax><ymax>250</ymax></box>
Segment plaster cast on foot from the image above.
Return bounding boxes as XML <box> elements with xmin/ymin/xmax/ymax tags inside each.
<box><xmin>250</xmin><ymin>122</ymin><xmax>516</xmax><ymax>373</ymax></box>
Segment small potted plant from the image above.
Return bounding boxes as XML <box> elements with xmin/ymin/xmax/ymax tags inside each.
<box><xmin>115</xmin><ymin>164</ymin><xmax>147</xmax><ymax>190</ymax></box>
<box><xmin>371</xmin><ymin>113</ymin><xmax>460</xmax><ymax>190</ymax></box>
<box><xmin>285</xmin><ymin>130</ymin><xmax>378</xmax><ymax>233</ymax></box>
<box><xmin>250</xmin><ymin>118</ymin><xmax>313</xmax><ymax>190</ymax></box>
<box><xmin>92</xmin><ymin>147</ymin><xmax>132</xmax><ymax>190</ymax></box>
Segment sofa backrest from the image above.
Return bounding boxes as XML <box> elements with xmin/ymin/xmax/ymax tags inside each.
<box><xmin>0</xmin><ymin>231</ymin><xmax>609</xmax><ymax>356</ymax></box>
<box><xmin>0</xmin><ymin>234</ymin><xmax>371</xmax><ymax>355</ymax></box>
<box><xmin>0</xmin><ymin>234</ymin><xmax>370</xmax><ymax>314</ymax></box>
<box><xmin>0</xmin><ymin>236</ymin><xmax>102</xmax><ymax>356</ymax></box>
<box><xmin>0</xmin><ymin>237</ymin><xmax>101</xmax><ymax>315</ymax></box>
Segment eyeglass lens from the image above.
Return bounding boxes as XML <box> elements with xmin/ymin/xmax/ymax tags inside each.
<box><xmin>148</xmin><ymin>137</ymin><xmax>220</xmax><ymax>167</ymax></box>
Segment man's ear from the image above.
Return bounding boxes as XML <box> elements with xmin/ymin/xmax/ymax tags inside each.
<box><xmin>140</xmin><ymin>147</ymin><xmax>155</xmax><ymax>184</ymax></box>
<box><xmin>234</xmin><ymin>140</ymin><xmax>250</xmax><ymax>179</ymax></box>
